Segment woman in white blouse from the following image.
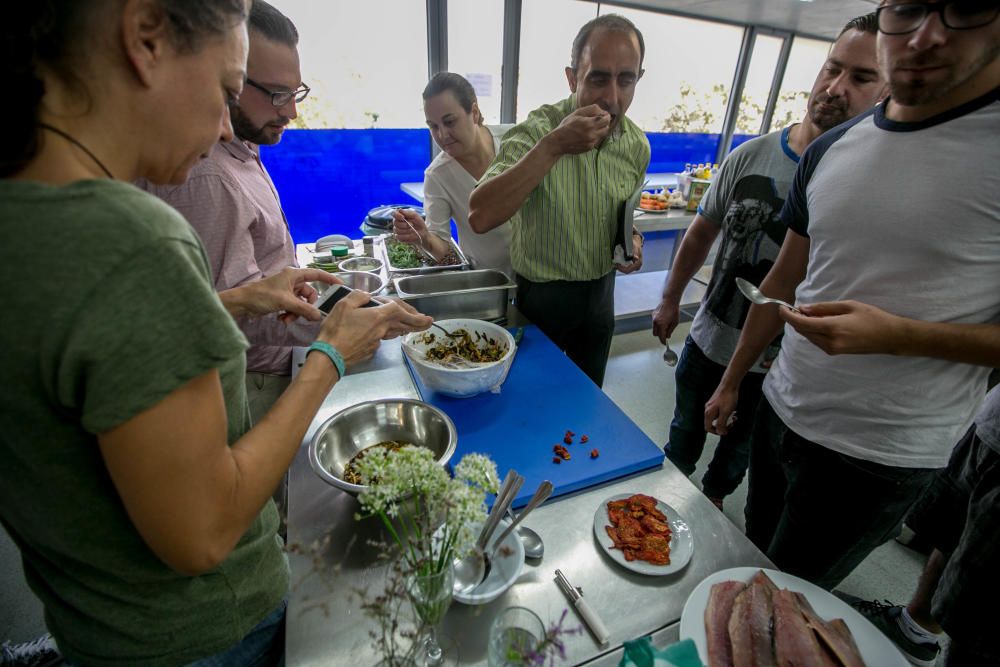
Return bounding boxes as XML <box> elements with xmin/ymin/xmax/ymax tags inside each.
<box><xmin>392</xmin><ymin>73</ymin><xmax>512</xmax><ymax>278</ymax></box>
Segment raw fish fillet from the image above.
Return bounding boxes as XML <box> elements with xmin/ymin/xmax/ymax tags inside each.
<box><xmin>749</xmin><ymin>570</ymin><xmax>779</xmax><ymax>594</ymax></box>
<box><xmin>772</xmin><ymin>589</ymin><xmax>827</xmax><ymax>667</ymax></box>
<box><xmin>729</xmin><ymin>582</ymin><xmax>777</xmax><ymax>667</ymax></box>
<box><xmin>794</xmin><ymin>593</ymin><xmax>867</xmax><ymax>667</ymax></box>
<box><xmin>706</xmin><ymin>581</ymin><xmax>746</xmax><ymax>667</ymax></box>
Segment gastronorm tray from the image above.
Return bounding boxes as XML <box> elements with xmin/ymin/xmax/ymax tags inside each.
<box><xmin>393</xmin><ymin>269</ymin><xmax>514</xmax><ymax>321</ymax></box>
<box><xmin>379</xmin><ymin>236</ymin><xmax>470</xmax><ymax>275</ymax></box>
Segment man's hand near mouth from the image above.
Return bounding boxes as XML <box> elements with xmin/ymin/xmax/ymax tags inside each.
<box><xmin>547</xmin><ymin>104</ymin><xmax>612</xmax><ymax>155</ymax></box>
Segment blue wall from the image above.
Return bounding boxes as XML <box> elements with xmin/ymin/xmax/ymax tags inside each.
<box><xmin>262</xmin><ymin>129</ymin><xmax>756</xmax><ymax>243</ymax></box>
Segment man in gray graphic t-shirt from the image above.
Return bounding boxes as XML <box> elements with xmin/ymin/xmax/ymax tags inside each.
<box><xmin>651</xmin><ymin>14</ymin><xmax>886</xmax><ymax>508</ymax></box>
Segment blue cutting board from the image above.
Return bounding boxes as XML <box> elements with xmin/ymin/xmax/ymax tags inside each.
<box><xmin>405</xmin><ymin>325</ymin><xmax>665</xmax><ymax>508</ymax></box>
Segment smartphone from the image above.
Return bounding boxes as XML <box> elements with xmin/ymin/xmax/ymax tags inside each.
<box><xmin>316</xmin><ymin>285</ymin><xmax>381</xmax><ymax>314</ymax></box>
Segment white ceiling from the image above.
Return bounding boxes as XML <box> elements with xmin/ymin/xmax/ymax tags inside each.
<box><xmin>604</xmin><ymin>0</ymin><xmax>880</xmax><ymax>40</ymax></box>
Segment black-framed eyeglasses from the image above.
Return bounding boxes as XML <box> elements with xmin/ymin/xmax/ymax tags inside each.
<box><xmin>876</xmin><ymin>1</ymin><xmax>1000</xmax><ymax>35</ymax></box>
<box><xmin>245</xmin><ymin>78</ymin><xmax>311</xmax><ymax>107</ymax></box>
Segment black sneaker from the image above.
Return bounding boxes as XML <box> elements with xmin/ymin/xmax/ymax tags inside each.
<box><xmin>0</xmin><ymin>633</ymin><xmax>62</xmax><ymax>667</ymax></box>
<box><xmin>834</xmin><ymin>593</ymin><xmax>940</xmax><ymax>667</ymax></box>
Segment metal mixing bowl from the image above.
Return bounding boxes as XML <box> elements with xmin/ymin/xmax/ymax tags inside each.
<box><xmin>338</xmin><ymin>256</ymin><xmax>384</xmax><ymax>274</ymax></box>
<box><xmin>337</xmin><ymin>270</ymin><xmax>387</xmax><ymax>295</ymax></box>
<box><xmin>308</xmin><ymin>399</ymin><xmax>457</xmax><ymax>494</ymax></box>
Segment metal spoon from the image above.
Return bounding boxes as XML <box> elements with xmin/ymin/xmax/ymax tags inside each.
<box><xmin>453</xmin><ymin>471</ymin><xmax>522</xmax><ymax>596</ymax></box>
<box><xmin>487</xmin><ymin>480</ymin><xmax>553</xmax><ymax>565</ymax></box>
<box><xmin>505</xmin><ymin>506</ymin><xmax>544</xmax><ymax>560</ymax></box>
<box><xmin>735</xmin><ymin>277</ymin><xmax>800</xmax><ymax>314</ymax></box>
<box><xmin>662</xmin><ymin>343</ymin><xmax>678</xmax><ymax>367</ymax></box>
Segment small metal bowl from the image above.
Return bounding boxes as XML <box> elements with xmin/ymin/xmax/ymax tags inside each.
<box><xmin>337</xmin><ymin>270</ymin><xmax>387</xmax><ymax>295</ymax></box>
<box><xmin>308</xmin><ymin>399</ymin><xmax>457</xmax><ymax>495</ymax></box>
<box><xmin>339</xmin><ymin>256</ymin><xmax>384</xmax><ymax>274</ymax></box>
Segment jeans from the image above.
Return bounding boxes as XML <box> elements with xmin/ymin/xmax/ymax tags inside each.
<box><xmin>186</xmin><ymin>600</ymin><xmax>286</xmax><ymax>667</ymax></box>
<box><xmin>665</xmin><ymin>337</ymin><xmax>765</xmax><ymax>498</ymax></box>
<box><xmin>63</xmin><ymin>601</ymin><xmax>286</xmax><ymax>667</ymax></box>
<box><xmin>515</xmin><ymin>272</ymin><xmax>615</xmax><ymax>387</ymax></box>
<box><xmin>908</xmin><ymin>425</ymin><xmax>1000</xmax><ymax>661</ymax></box>
<box><xmin>746</xmin><ymin>399</ymin><xmax>937</xmax><ymax>590</ymax></box>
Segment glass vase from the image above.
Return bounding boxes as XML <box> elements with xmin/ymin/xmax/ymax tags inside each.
<box><xmin>406</xmin><ymin>564</ymin><xmax>455</xmax><ymax>666</ymax></box>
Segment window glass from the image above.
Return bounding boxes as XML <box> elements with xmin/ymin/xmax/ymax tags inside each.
<box><xmin>269</xmin><ymin>0</ymin><xmax>428</xmax><ymax>128</ymax></box>
<box><xmin>771</xmin><ymin>36</ymin><xmax>831</xmax><ymax>131</ymax></box>
<box><xmin>735</xmin><ymin>34</ymin><xmax>784</xmax><ymax>136</ymax></box>
<box><xmin>597</xmin><ymin>6</ymin><xmax>744</xmax><ymax>133</ymax></box>
<box><xmin>448</xmin><ymin>0</ymin><xmax>505</xmax><ymax>125</ymax></box>
<box><xmin>516</xmin><ymin>0</ymin><xmax>599</xmax><ymax>121</ymax></box>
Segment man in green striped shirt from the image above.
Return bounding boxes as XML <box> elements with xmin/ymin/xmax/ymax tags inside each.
<box><xmin>469</xmin><ymin>14</ymin><xmax>650</xmax><ymax>386</ymax></box>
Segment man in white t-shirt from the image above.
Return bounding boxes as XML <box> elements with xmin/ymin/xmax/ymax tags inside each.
<box><xmin>705</xmin><ymin>1</ymin><xmax>1000</xmax><ymax>590</ymax></box>
<box><xmin>651</xmin><ymin>14</ymin><xmax>886</xmax><ymax>510</ymax></box>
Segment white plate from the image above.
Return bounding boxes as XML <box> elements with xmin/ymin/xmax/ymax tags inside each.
<box><xmin>679</xmin><ymin>567</ymin><xmax>909</xmax><ymax>666</ymax></box>
<box><xmin>592</xmin><ymin>493</ymin><xmax>693</xmax><ymax>576</ymax></box>
<box><xmin>453</xmin><ymin>519</ymin><xmax>525</xmax><ymax>605</ymax></box>
<box><xmin>635</xmin><ymin>206</ymin><xmax>673</xmax><ymax>216</ymax></box>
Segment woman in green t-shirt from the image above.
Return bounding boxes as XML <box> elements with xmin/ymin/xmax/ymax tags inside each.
<box><xmin>0</xmin><ymin>2</ymin><xmax>431</xmax><ymax>665</ymax></box>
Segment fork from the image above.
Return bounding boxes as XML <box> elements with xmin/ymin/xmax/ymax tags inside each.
<box><xmin>431</xmin><ymin>322</ymin><xmax>462</xmax><ymax>339</ymax></box>
<box><xmin>399</xmin><ymin>216</ymin><xmax>438</xmax><ymax>263</ymax></box>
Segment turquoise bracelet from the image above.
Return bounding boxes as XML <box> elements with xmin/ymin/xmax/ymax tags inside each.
<box><xmin>307</xmin><ymin>341</ymin><xmax>345</xmax><ymax>380</ymax></box>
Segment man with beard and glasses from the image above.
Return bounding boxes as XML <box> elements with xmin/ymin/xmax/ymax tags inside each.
<box><xmin>705</xmin><ymin>0</ymin><xmax>1000</xmax><ymax>596</ymax></box>
<box><xmin>468</xmin><ymin>14</ymin><xmax>649</xmax><ymax>387</ymax></box>
<box><xmin>141</xmin><ymin>0</ymin><xmax>312</xmax><ymax>424</ymax></box>
<box><xmin>650</xmin><ymin>14</ymin><xmax>885</xmax><ymax>511</ymax></box>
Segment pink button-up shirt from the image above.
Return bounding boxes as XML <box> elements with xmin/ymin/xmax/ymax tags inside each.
<box><xmin>141</xmin><ymin>139</ymin><xmax>317</xmax><ymax>375</ymax></box>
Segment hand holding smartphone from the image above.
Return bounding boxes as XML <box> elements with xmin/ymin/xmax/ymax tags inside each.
<box><xmin>316</xmin><ymin>285</ymin><xmax>381</xmax><ymax>314</ymax></box>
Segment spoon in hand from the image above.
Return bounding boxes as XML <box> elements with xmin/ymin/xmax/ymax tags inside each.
<box><xmin>735</xmin><ymin>277</ymin><xmax>800</xmax><ymax>314</ymax></box>
<box><xmin>663</xmin><ymin>344</ymin><xmax>678</xmax><ymax>367</ymax></box>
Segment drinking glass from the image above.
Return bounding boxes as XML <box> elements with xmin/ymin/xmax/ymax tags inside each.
<box><xmin>406</xmin><ymin>564</ymin><xmax>455</xmax><ymax>666</ymax></box>
<box><xmin>488</xmin><ymin>606</ymin><xmax>545</xmax><ymax>667</ymax></box>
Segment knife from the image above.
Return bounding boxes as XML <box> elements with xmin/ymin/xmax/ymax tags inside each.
<box><xmin>555</xmin><ymin>569</ymin><xmax>609</xmax><ymax>645</ymax></box>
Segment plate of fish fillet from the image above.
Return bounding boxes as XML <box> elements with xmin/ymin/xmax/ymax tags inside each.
<box><xmin>679</xmin><ymin>567</ymin><xmax>909</xmax><ymax>667</ymax></box>
<box><xmin>592</xmin><ymin>493</ymin><xmax>693</xmax><ymax>576</ymax></box>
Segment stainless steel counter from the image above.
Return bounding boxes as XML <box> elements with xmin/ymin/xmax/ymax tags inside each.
<box><xmin>285</xmin><ymin>340</ymin><xmax>771</xmax><ymax>666</ymax></box>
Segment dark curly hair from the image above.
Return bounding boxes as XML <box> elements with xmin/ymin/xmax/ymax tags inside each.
<box><xmin>2</xmin><ymin>0</ymin><xmax>248</xmax><ymax>177</ymax></box>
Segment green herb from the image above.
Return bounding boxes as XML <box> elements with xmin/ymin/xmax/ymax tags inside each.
<box><xmin>387</xmin><ymin>242</ymin><xmax>422</xmax><ymax>269</ymax></box>
<box><xmin>307</xmin><ymin>261</ymin><xmax>341</xmax><ymax>272</ymax></box>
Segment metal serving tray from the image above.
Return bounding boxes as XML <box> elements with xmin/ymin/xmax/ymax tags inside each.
<box><xmin>393</xmin><ymin>269</ymin><xmax>515</xmax><ymax>321</ymax></box>
<box><xmin>380</xmin><ymin>237</ymin><xmax>471</xmax><ymax>274</ymax></box>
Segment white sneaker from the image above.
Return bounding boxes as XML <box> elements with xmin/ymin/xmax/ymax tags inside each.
<box><xmin>1</xmin><ymin>633</ymin><xmax>61</xmax><ymax>667</ymax></box>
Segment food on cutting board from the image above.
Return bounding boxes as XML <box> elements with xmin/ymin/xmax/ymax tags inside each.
<box><xmin>704</xmin><ymin>570</ymin><xmax>867</xmax><ymax>667</ymax></box>
<box><xmin>604</xmin><ymin>494</ymin><xmax>672</xmax><ymax>565</ymax></box>
<box><xmin>551</xmin><ymin>430</ymin><xmax>595</xmax><ymax>464</ymax></box>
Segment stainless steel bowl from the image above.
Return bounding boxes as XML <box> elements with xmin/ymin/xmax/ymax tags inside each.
<box><xmin>338</xmin><ymin>256</ymin><xmax>384</xmax><ymax>274</ymax></box>
<box><xmin>337</xmin><ymin>270</ymin><xmax>387</xmax><ymax>295</ymax></box>
<box><xmin>308</xmin><ymin>399</ymin><xmax>457</xmax><ymax>494</ymax></box>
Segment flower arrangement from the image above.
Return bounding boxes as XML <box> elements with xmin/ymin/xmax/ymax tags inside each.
<box><xmin>356</xmin><ymin>446</ymin><xmax>499</xmax><ymax>576</ymax></box>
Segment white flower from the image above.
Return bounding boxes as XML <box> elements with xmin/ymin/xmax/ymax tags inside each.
<box><xmin>357</xmin><ymin>449</ymin><xmax>498</xmax><ymax>572</ymax></box>
<box><xmin>454</xmin><ymin>453</ymin><xmax>500</xmax><ymax>494</ymax></box>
